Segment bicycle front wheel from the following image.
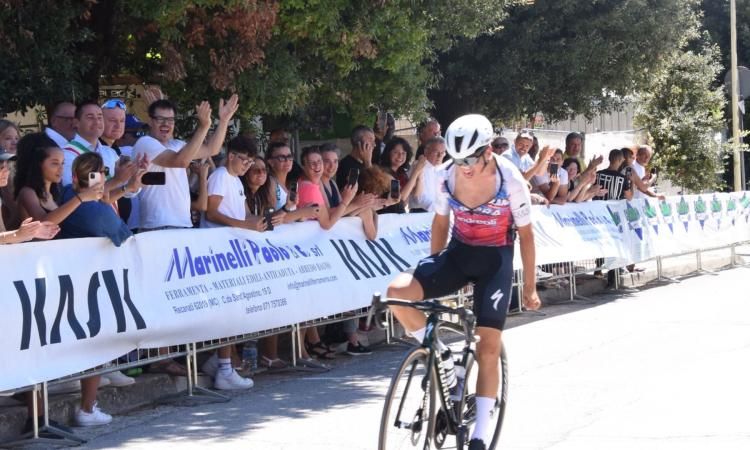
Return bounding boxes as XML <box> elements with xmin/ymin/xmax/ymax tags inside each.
<box><xmin>379</xmin><ymin>347</ymin><xmax>437</xmax><ymax>450</ymax></box>
<box><xmin>458</xmin><ymin>345</ymin><xmax>508</xmax><ymax>450</ymax></box>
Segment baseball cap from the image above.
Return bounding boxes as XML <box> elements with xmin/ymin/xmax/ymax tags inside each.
<box><xmin>0</xmin><ymin>147</ymin><xmax>16</xmax><ymax>161</ymax></box>
<box><xmin>125</xmin><ymin>114</ymin><xmax>146</xmax><ymax>130</ymax></box>
<box><xmin>517</xmin><ymin>130</ymin><xmax>534</xmax><ymax>141</ymax></box>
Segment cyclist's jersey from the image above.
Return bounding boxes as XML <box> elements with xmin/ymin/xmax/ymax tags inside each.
<box><xmin>433</xmin><ymin>153</ymin><xmax>532</xmax><ymax>247</ymax></box>
<box><xmin>411</xmin><ymin>155</ymin><xmax>533</xmax><ymax>330</ymax></box>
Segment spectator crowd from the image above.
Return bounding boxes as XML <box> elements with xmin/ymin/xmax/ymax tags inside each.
<box><xmin>0</xmin><ymin>93</ymin><xmax>662</xmax><ymax>435</ymax></box>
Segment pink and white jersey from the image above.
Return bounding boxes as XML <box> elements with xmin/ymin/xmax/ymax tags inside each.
<box><xmin>434</xmin><ymin>154</ymin><xmax>531</xmax><ymax>247</ymax></box>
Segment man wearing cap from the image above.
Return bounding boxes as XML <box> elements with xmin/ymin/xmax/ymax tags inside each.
<box><xmin>45</xmin><ymin>101</ymin><xmax>77</xmax><ymax>148</ymax></box>
<box><xmin>502</xmin><ymin>130</ymin><xmax>554</xmax><ymax>181</ymax></box>
<box><xmin>490</xmin><ymin>136</ymin><xmax>510</xmax><ymax>155</ymax></box>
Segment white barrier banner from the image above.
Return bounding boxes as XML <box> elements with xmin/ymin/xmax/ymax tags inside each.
<box><xmin>1</xmin><ymin>192</ymin><xmax>749</xmax><ymax>391</ymax></box>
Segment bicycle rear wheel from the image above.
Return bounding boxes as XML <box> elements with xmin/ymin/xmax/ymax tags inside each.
<box><xmin>379</xmin><ymin>347</ymin><xmax>437</xmax><ymax>450</ymax></box>
<box><xmin>457</xmin><ymin>345</ymin><xmax>508</xmax><ymax>450</ymax></box>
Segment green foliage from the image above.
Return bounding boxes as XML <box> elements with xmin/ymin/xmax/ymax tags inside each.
<box><xmin>432</xmin><ymin>0</ymin><xmax>700</xmax><ymax>124</ymax></box>
<box><xmin>0</xmin><ymin>1</ymin><xmax>96</xmax><ymax>115</ymax></box>
<box><xmin>634</xmin><ymin>45</ymin><xmax>727</xmax><ymax>193</ymax></box>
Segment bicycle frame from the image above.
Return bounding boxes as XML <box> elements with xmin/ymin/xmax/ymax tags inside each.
<box><xmin>370</xmin><ymin>294</ymin><xmax>477</xmax><ymax>436</ymax></box>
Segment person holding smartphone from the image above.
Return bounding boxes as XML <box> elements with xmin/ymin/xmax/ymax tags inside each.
<box><xmin>530</xmin><ymin>148</ymin><xmax>569</xmax><ymax>205</ymax></box>
<box><xmin>336</xmin><ymin>125</ymin><xmax>375</xmax><ymax>189</ymax></box>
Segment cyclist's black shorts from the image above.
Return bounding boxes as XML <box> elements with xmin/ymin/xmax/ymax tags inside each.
<box><xmin>411</xmin><ymin>239</ymin><xmax>514</xmax><ymax>330</ymax></box>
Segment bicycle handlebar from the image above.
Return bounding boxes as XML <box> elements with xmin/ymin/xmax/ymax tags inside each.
<box><xmin>366</xmin><ymin>292</ymin><xmax>476</xmax><ymax>330</ymax></box>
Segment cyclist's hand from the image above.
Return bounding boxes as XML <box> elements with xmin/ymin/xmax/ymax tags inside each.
<box><xmin>523</xmin><ymin>289</ymin><xmax>542</xmax><ymax>310</ymax></box>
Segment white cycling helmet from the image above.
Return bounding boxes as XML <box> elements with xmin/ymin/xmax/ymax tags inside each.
<box><xmin>445</xmin><ymin>114</ymin><xmax>494</xmax><ymax>160</ymax></box>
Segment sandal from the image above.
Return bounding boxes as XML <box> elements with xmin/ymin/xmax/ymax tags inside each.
<box><xmin>260</xmin><ymin>355</ymin><xmax>289</xmax><ymax>370</ymax></box>
<box><xmin>305</xmin><ymin>341</ymin><xmax>335</xmax><ymax>360</ymax></box>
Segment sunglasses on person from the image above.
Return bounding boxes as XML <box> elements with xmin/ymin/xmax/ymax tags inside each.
<box><xmin>491</xmin><ymin>142</ymin><xmax>509</xmax><ymax>149</ymax></box>
<box><xmin>453</xmin><ymin>146</ymin><xmax>487</xmax><ymax>167</ymax></box>
<box><xmin>101</xmin><ymin>99</ymin><xmax>126</xmax><ymax>110</ymax></box>
<box><xmin>271</xmin><ymin>154</ymin><xmax>294</xmax><ymax>162</ymax></box>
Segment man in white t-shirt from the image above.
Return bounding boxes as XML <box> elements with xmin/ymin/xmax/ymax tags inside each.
<box><xmin>201</xmin><ymin>136</ymin><xmax>258</xmax><ymax>229</ymax></box>
<box><xmin>198</xmin><ymin>135</ymin><xmax>260</xmax><ymax>390</ymax></box>
<box><xmin>134</xmin><ymin>95</ymin><xmax>238</xmax><ymax>231</ymax></box>
<box><xmin>531</xmin><ymin>148</ymin><xmax>569</xmax><ymax>205</ymax></box>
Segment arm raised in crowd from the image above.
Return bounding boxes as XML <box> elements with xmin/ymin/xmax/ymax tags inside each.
<box><xmin>195</xmin><ymin>94</ymin><xmax>239</xmax><ymax>161</ymax></box>
<box><xmin>152</xmin><ymin>101</ymin><xmax>212</xmax><ymax>168</ymax></box>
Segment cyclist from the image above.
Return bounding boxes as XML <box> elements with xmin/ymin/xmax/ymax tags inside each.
<box><xmin>387</xmin><ymin>114</ymin><xmax>541</xmax><ymax>450</ymax></box>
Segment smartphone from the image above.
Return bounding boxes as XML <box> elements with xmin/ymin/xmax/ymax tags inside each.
<box><xmin>264</xmin><ymin>207</ymin><xmax>275</xmax><ymax>231</ymax></box>
<box><xmin>347</xmin><ymin>168</ymin><xmax>360</xmax><ymax>186</ymax></box>
<box><xmin>549</xmin><ymin>163</ymin><xmax>559</xmax><ymax>175</ymax></box>
<box><xmin>389</xmin><ymin>179</ymin><xmax>400</xmax><ymax>199</ymax></box>
<box><xmin>289</xmin><ymin>180</ymin><xmax>298</xmax><ymax>202</ymax></box>
<box><xmin>119</xmin><ymin>155</ymin><xmax>131</xmax><ymax>165</ymax></box>
<box><xmin>624</xmin><ymin>166</ymin><xmax>633</xmax><ymax>190</ymax></box>
<box><xmin>88</xmin><ymin>172</ymin><xmax>103</xmax><ymax>187</ymax></box>
<box><xmin>141</xmin><ymin>171</ymin><xmax>166</xmax><ymax>185</ymax></box>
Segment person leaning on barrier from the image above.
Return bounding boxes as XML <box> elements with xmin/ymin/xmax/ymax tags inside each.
<box><xmin>57</xmin><ymin>152</ymin><xmax>145</xmax><ymax>246</ymax></box>
<box><xmin>320</xmin><ymin>143</ymin><xmax>377</xmax><ymax>216</ymax></box>
<box><xmin>0</xmin><ymin>120</ymin><xmax>21</xmax><ymax>229</ymax></box>
<box><xmin>336</xmin><ymin>124</ymin><xmax>375</xmax><ymax>189</ymax></box>
<box><xmin>502</xmin><ymin>130</ymin><xmax>554</xmax><ymax>182</ymax></box>
<box><xmin>0</xmin><ymin>147</ymin><xmax>58</xmax><ymax>243</ymax></box>
<box><xmin>266</xmin><ymin>141</ymin><xmax>318</xmax><ymax>223</ymax></box>
<box><xmin>378</xmin><ymin>136</ymin><xmax>422</xmax><ymax>214</ymax></box>
<box><xmin>530</xmin><ymin>148</ymin><xmax>569</xmax><ymax>205</ymax></box>
<box><xmin>407</xmin><ymin>136</ymin><xmax>447</xmax><ymax>213</ymax></box>
<box><xmin>298</xmin><ymin>145</ymin><xmax>356</xmax><ymax>230</ymax></box>
<box><xmin>562</xmin><ymin>157</ymin><xmax>602</xmax><ymax>203</ymax></box>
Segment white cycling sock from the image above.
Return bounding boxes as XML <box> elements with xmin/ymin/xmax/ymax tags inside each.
<box><xmin>217</xmin><ymin>358</ymin><xmax>232</xmax><ymax>376</ymax></box>
<box><xmin>409</xmin><ymin>327</ymin><xmax>449</xmax><ymax>352</ymax></box>
<box><xmin>409</xmin><ymin>327</ymin><xmax>426</xmax><ymax>343</ymax></box>
<box><xmin>471</xmin><ymin>396</ymin><xmax>496</xmax><ymax>446</ymax></box>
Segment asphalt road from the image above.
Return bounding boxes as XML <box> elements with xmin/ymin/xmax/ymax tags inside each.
<box><xmin>66</xmin><ymin>267</ymin><xmax>750</xmax><ymax>449</ymax></box>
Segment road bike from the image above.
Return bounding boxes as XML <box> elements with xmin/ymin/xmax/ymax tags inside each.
<box><xmin>367</xmin><ymin>294</ymin><xmax>508</xmax><ymax>450</ymax></box>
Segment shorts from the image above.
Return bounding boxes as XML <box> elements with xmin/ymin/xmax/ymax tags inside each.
<box><xmin>412</xmin><ymin>240</ymin><xmax>514</xmax><ymax>330</ymax></box>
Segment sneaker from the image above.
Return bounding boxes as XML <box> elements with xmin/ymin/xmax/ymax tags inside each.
<box><xmin>74</xmin><ymin>403</ymin><xmax>112</xmax><ymax>427</ymax></box>
<box><xmin>536</xmin><ymin>267</ymin><xmax>553</xmax><ymax>280</ymax></box>
<box><xmin>346</xmin><ymin>342</ymin><xmax>372</xmax><ymax>356</ymax></box>
<box><xmin>47</xmin><ymin>380</ymin><xmax>81</xmax><ymax>395</ymax></box>
<box><xmin>103</xmin><ymin>371</ymin><xmax>135</xmax><ymax>387</ymax></box>
<box><xmin>201</xmin><ymin>353</ymin><xmax>219</xmax><ymax>378</ymax></box>
<box><xmin>214</xmin><ymin>369</ymin><xmax>254</xmax><ymax>390</ymax></box>
<box><xmin>468</xmin><ymin>438</ymin><xmax>486</xmax><ymax>450</ymax></box>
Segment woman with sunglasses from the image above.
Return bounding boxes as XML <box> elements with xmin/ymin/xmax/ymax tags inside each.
<box><xmin>14</xmin><ymin>133</ymin><xmax>104</xmax><ymax>225</ymax></box>
<box><xmin>265</xmin><ymin>142</ymin><xmax>318</xmax><ymax>222</ymax></box>
<box><xmin>385</xmin><ymin>114</ymin><xmax>542</xmax><ymax>450</ymax></box>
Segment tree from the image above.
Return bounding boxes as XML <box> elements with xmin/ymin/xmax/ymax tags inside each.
<box><xmin>431</xmin><ymin>0</ymin><xmax>700</xmax><ymax>127</ymax></box>
<box><xmin>634</xmin><ymin>44</ymin><xmax>727</xmax><ymax>193</ymax></box>
<box><xmin>0</xmin><ymin>0</ymin><xmax>511</xmax><ymax>134</ymax></box>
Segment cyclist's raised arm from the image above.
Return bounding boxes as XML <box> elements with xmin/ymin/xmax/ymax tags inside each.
<box><xmin>430</xmin><ymin>213</ymin><xmax>450</xmax><ymax>254</ymax></box>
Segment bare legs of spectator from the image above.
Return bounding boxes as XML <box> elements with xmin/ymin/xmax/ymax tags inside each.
<box><xmin>150</xmin><ymin>347</ymin><xmax>187</xmax><ymax>376</ymax></box>
<box><xmin>79</xmin><ymin>376</ymin><xmax>100</xmax><ymax>413</ymax></box>
<box><xmin>74</xmin><ymin>376</ymin><xmax>112</xmax><ymax>426</ymax></box>
<box><xmin>259</xmin><ymin>336</ymin><xmax>288</xmax><ymax>369</ymax></box>
<box><xmin>343</xmin><ymin>319</ymin><xmax>371</xmax><ymax>355</ymax></box>
<box><xmin>300</xmin><ymin>327</ymin><xmax>335</xmax><ymax>360</ymax></box>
